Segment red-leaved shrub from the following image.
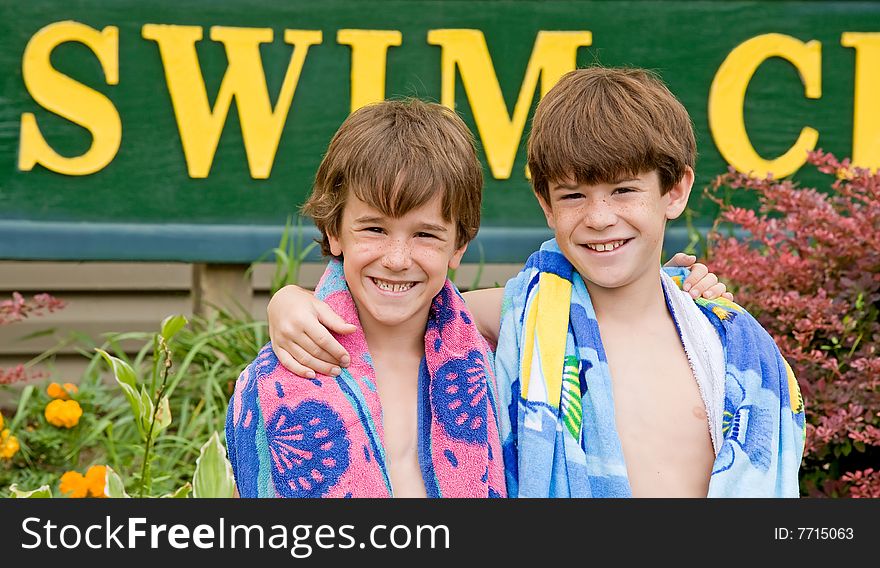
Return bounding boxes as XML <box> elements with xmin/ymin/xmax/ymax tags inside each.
<box><xmin>705</xmin><ymin>150</ymin><xmax>879</xmax><ymax>497</ymax></box>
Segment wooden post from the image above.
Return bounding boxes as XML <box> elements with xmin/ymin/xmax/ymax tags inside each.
<box><xmin>192</xmin><ymin>263</ymin><xmax>252</xmax><ymax>317</ymax></box>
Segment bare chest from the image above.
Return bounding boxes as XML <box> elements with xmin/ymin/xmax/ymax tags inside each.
<box><xmin>600</xmin><ymin>323</ymin><xmax>715</xmax><ymax>497</ymax></box>
<box><xmin>373</xmin><ymin>355</ymin><xmax>427</xmax><ymax>498</ymax></box>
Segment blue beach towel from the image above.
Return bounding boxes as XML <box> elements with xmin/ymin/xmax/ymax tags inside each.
<box><xmin>495</xmin><ymin>239</ymin><xmax>806</xmax><ymax>497</ymax></box>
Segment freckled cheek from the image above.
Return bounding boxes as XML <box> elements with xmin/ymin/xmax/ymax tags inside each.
<box><xmin>617</xmin><ymin>202</ymin><xmax>659</xmax><ymax>229</ymax></box>
<box><xmin>616</xmin><ymin>202</ymin><xmax>641</xmax><ymax>216</ymax></box>
<box><xmin>555</xmin><ymin>210</ymin><xmax>582</xmax><ymax>232</ymax></box>
<box><xmin>411</xmin><ymin>248</ymin><xmax>447</xmax><ymax>274</ymax></box>
<box><xmin>351</xmin><ymin>240</ymin><xmax>375</xmax><ymax>253</ymax></box>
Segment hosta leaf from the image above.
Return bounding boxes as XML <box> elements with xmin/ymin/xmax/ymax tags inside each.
<box><xmin>105</xmin><ymin>466</ymin><xmax>130</xmax><ymax>498</ymax></box>
<box><xmin>8</xmin><ymin>484</ymin><xmax>52</xmax><ymax>498</ymax></box>
<box><xmin>160</xmin><ymin>315</ymin><xmax>188</xmax><ymax>341</ymax></box>
<box><xmin>192</xmin><ymin>432</ymin><xmax>235</xmax><ymax>498</ymax></box>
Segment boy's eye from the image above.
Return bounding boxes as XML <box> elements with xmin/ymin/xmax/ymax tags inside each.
<box><xmin>416</xmin><ymin>232</ymin><xmax>438</xmax><ymax>239</ymax></box>
<box><xmin>363</xmin><ymin>227</ymin><xmax>384</xmax><ymax>233</ymax></box>
<box><xmin>560</xmin><ymin>193</ymin><xmax>584</xmax><ymax>200</ymax></box>
<box><xmin>613</xmin><ymin>187</ymin><xmax>636</xmax><ymax>195</ymax></box>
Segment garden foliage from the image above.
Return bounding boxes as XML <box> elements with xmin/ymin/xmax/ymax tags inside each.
<box><xmin>1</xmin><ymin>307</ymin><xmax>264</xmax><ymax>497</ymax></box>
<box><xmin>1</xmin><ymin>220</ymin><xmax>310</xmax><ymax>498</ymax></box>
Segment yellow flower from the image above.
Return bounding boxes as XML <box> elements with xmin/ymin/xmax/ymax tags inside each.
<box><xmin>0</xmin><ymin>428</ymin><xmax>20</xmax><ymax>459</ymax></box>
<box><xmin>47</xmin><ymin>382</ymin><xmax>78</xmax><ymax>400</ymax></box>
<box><xmin>1</xmin><ymin>414</ymin><xmax>21</xmax><ymax>459</ymax></box>
<box><xmin>84</xmin><ymin>465</ymin><xmax>107</xmax><ymax>498</ymax></box>
<box><xmin>59</xmin><ymin>471</ymin><xmax>89</xmax><ymax>498</ymax></box>
<box><xmin>44</xmin><ymin>399</ymin><xmax>83</xmax><ymax>428</ymax></box>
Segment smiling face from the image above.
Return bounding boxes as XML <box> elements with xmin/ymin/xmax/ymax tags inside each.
<box><xmin>538</xmin><ymin>169</ymin><xmax>693</xmax><ymax>292</ymax></box>
<box><xmin>328</xmin><ymin>193</ymin><xmax>467</xmax><ymax>333</ymax></box>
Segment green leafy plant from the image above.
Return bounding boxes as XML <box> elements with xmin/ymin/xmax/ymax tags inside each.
<box><xmin>96</xmin><ymin>315</ymin><xmax>184</xmax><ymax>496</ymax></box>
<box><xmin>2</xmin><ymin>224</ymin><xmax>313</xmax><ymax>498</ymax></box>
<box><xmin>4</xmin><ymin>314</ymin><xmax>248</xmax><ymax>498</ymax></box>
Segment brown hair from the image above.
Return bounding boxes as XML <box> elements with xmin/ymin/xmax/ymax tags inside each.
<box><xmin>527</xmin><ymin>66</ymin><xmax>696</xmax><ymax>203</ymax></box>
<box><xmin>302</xmin><ymin>99</ymin><xmax>483</xmax><ymax>257</ymax></box>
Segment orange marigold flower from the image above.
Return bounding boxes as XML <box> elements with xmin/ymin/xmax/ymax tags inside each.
<box><xmin>44</xmin><ymin>399</ymin><xmax>83</xmax><ymax>428</ymax></box>
<box><xmin>63</xmin><ymin>382</ymin><xmax>79</xmax><ymax>395</ymax></box>
<box><xmin>0</xmin><ymin>412</ymin><xmax>4</xmax><ymax>429</ymax></box>
<box><xmin>47</xmin><ymin>382</ymin><xmax>69</xmax><ymax>400</ymax></box>
<box><xmin>0</xmin><ymin>428</ymin><xmax>20</xmax><ymax>459</ymax></box>
<box><xmin>84</xmin><ymin>465</ymin><xmax>107</xmax><ymax>498</ymax></box>
<box><xmin>59</xmin><ymin>471</ymin><xmax>89</xmax><ymax>498</ymax></box>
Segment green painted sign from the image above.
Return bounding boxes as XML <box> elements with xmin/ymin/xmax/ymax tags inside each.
<box><xmin>1</xmin><ymin>1</ymin><xmax>878</xmax><ymax>262</ymax></box>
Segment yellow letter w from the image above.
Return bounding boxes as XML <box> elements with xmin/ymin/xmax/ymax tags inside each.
<box><xmin>142</xmin><ymin>25</ymin><xmax>322</xmax><ymax>179</ymax></box>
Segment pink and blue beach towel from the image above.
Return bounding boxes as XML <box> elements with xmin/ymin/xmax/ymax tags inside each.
<box><xmin>495</xmin><ymin>239</ymin><xmax>806</xmax><ymax>497</ymax></box>
<box><xmin>226</xmin><ymin>259</ymin><xmax>506</xmax><ymax>498</ymax></box>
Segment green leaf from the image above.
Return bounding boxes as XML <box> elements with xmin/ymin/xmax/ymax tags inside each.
<box><xmin>96</xmin><ymin>348</ymin><xmax>137</xmax><ymax>388</ymax></box>
<box><xmin>192</xmin><ymin>431</ymin><xmax>235</xmax><ymax>498</ymax></box>
<box><xmin>154</xmin><ymin>395</ymin><xmax>172</xmax><ymax>434</ymax></box>
<box><xmin>160</xmin><ymin>483</ymin><xmax>192</xmax><ymax>498</ymax></box>
<box><xmin>105</xmin><ymin>466</ymin><xmax>130</xmax><ymax>498</ymax></box>
<box><xmin>139</xmin><ymin>386</ymin><xmax>155</xmax><ymax>434</ymax></box>
<box><xmin>96</xmin><ymin>348</ymin><xmax>145</xmax><ymax>438</ymax></box>
<box><xmin>8</xmin><ymin>484</ymin><xmax>52</xmax><ymax>498</ymax></box>
<box><xmin>16</xmin><ymin>328</ymin><xmax>59</xmax><ymax>341</ymax></box>
<box><xmin>10</xmin><ymin>385</ymin><xmax>35</xmax><ymax>431</ymax></box>
<box><xmin>120</xmin><ymin>382</ymin><xmax>145</xmax><ymax>438</ymax></box>
<box><xmin>160</xmin><ymin>315</ymin><xmax>188</xmax><ymax>341</ymax></box>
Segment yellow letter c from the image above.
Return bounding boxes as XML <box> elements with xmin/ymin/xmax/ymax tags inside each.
<box><xmin>709</xmin><ymin>33</ymin><xmax>821</xmax><ymax>179</ymax></box>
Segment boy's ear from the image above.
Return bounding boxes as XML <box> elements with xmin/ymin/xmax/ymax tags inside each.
<box><xmin>665</xmin><ymin>166</ymin><xmax>695</xmax><ymax>221</ymax></box>
<box><xmin>328</xmin><ymin>233</ymin><xmax>343</xmax><ymax>257</ymax></box>
<box><xmin>448</xmin><ymin>243</ymin><xmax>468</xmax><ymax>270</ymax></box>
<box><xmin>536</xmin><ymin>193</ymin><xmax>556</xmax><ymax>230</ymax></box>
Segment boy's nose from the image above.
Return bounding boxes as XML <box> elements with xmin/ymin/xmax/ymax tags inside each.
<box><xmin>582</xmin><ymin>199</ymin><xmax>618</xmax><ymax>230</ymax></box>
<box><xmin>381</xmin><ymin>239</ymin><xmax>412</xmax><ymax>271</ymax></box>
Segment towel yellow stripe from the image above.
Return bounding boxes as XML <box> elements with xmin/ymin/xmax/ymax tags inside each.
<box><xmin>520</xmin><ymin>294</ymin><xmax>539</xmax><ymax>400</ymax></box>
<box><xmin>536</xmin><ymin>273</ymin><xmax>571</xmax><ymax>409</ymax></box>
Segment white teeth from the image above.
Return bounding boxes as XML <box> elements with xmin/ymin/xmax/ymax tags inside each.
<box><xmin>585</xmin><ymin>240</ymin><xmax>626</xmax><ymax>252</ymax></box>
<box><xmin>373</xmin><ymin>278</ymin><xmax>414</xmax><ymax>292</ymax></box>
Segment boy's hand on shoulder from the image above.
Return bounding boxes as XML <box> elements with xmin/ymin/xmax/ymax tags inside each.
<box><xmin>267</xmin><ymin>284</ymin><xmax>355</xmax><ymax>378</ymax></box>
<box><xmin>664</xmin><ymin>253</ymin><xmax>735</xmax><ymax>301</ymax></box>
